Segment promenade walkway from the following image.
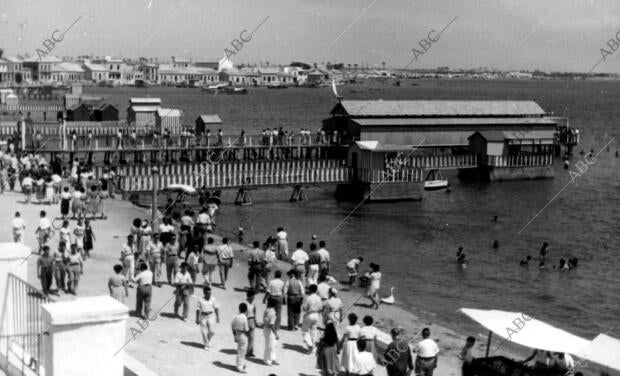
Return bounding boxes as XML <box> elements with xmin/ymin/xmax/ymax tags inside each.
<box><xmin>0</xmin><ymin>191</ymin><xmax>483</xmax><ymax>376</ymax></box>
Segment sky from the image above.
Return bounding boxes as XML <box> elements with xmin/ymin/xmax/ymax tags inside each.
<box><xmin>2</xmin><ymin>0</ymin><xmax>620</xmax><ymax>72</ymax></box>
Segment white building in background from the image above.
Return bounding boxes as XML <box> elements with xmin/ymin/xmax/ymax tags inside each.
<box><xmin>82</xmin><ymin>62</ymin><xmax>109</xmax><ymax>83</ymax></box>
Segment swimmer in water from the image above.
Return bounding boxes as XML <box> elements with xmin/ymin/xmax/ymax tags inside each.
<box><xmin>520</xmin><ymin>255</ymin><xmax>532</xmax><ymax>266</ymax></box>
<box><xmin>492</xmin><ymin>240</ymin><xmax>499</xmax><ymax>249</ymax></box>
<box><xmin>456</xmin><ymin>247</ymin><xmax>467</xmax><ymax>267</ymax></box>
<box><xmin>493</xmin><ymin>216</ymin><xmax>498</xmax><ymax>223</ymax></box>
<box><xmin>558</xmin><ymin>258</ymin><xmax>569</xmax><ymax>271</ymax></box>
<box><xmin>539</xmin><ymin>242</ymin><xmax>549</xmax><ymax>263</ymax></box>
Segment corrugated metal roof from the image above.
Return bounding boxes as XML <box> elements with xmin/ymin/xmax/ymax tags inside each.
<box><xmin>353</xmin><ymin>117</ymin><xmax>557</xmax><ymax>127</ymax></box>
<box><xmin>130</xmin><ymin>98</ymin><xmax>161</xmax><ymax>104</ymax></box>
<box><xmin>198</xmin><ymin>114</ymin><xmax>222</xmax><ymax>123</ymax></box>
<box><xmin>335</xmin><ymin>100</ymin><xmax>547</xmax><ymax>117</ymax></box>
<box><xmin>157</xmin><ymin>108</ymin><xmax>181</xmax><ymax>117</ymax></box>
<box><xmin>360</xmin><ymin>131</ymin><xmax>474</xmax><ymax>147</ymax></box>
<box><xmin>130</xmin><ymin>106</ymin><xmax>160</xmax><ymax>112</ymax></box>
<box><xmin>471</xmin><ymin>130</ymin><xmax>556</xmax><ymax>141</ymax></box>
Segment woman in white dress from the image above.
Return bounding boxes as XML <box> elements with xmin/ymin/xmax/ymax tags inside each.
<box><xmin>275</xmin><ymin>227</ymin><xmax>288</xmax><ymax>260</ymax></box>
<box><xmin>366</xmin><ymin>263</ymin><xmax>381</xmax><ymax>310</ymax></box>
<box><xmin>339</xmin><ymin>313</ymin><xmax>361</xmax><ymax>374</ymax></box>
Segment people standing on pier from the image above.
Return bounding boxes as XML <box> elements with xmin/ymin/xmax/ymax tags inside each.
<box><xmin>133</xmin><ymin>262</ymin><xmax>153</xmax><ymax>319</ymax></box>
<box><xmin>196</xmin><ymin>285</ymin><xmax>220</xmax><ymax>350</ymax></box>
<box><xmin>11</xmin><ymin>211</ymin><xmax>25</xmax><ymax>243</ymax></box>
<box><xmin>284</xmin><ymin>269</ymin><xmax>305</xmax><ymax>331</ymax></box>
<box><xmin>413</xmin><ymin>328</ymin><xmax>440</xmax><ymax>376</ymax></box>
<box><xmin>108</xmin><ymin>264</ymin><xmax>129</xmax><ymax>304</ymax></box>
<box><xmin>231</xmin><ymin>302</ymin><xmax>250</xmax><ymax>373</ymax></box>
<box><xmin>275</xmin><ymin>227</ymin><xmax>289</xmax><ymax>260</ymax></box>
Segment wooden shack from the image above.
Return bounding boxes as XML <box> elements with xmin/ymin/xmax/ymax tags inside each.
<box><xmin>127</xmin><ymin>97</ymin><xmax>161</xmax><ymax>126</ymax></box>
<box><xmin>93</xmin><ymin>103</ymin><xmax>119</xmax><ymax>121</ymax></box>
<box><xmin>66</xmin><ymin>103</ymin><xmax>92</xmax><ymax>121</ymax></box>
<box><xmin>195</xmin><ymin>114</ymin><xmax>222</xmax><ymax>135</ymax></box>
<box><xmin>156</xmin><ymin>108</ymin><xmax>181</xmax><ymax>134</ymax></box>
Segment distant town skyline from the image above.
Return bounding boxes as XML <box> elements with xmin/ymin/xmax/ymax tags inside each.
<box><xmin>2</xmin><ymin>0</ymin><xmax>620</xmax><ymax>73</ymax></box>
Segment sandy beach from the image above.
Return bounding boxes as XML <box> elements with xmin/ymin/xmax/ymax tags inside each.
<box><xmin>2</xmin><ymin>190</ymin><xmax>518</xmax><ymax>376</ymax></box>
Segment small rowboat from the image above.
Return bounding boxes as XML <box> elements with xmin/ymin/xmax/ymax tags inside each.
<box><xmin>424</xmin><ymin>169</ymin><xmax>449</xmax><ymax>191</ymax></box>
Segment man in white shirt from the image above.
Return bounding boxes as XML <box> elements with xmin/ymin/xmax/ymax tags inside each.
<box><xmin>231</xmin><ymin>303</ymin><xmax>249</xmax><ymax>373</ymax></box>
<box><xmin>21</xmin><ymin>175</ymin><xmax>33</xmax><ymax>203</ymax></box>
<box><xmin>355</xmin><ymin>339</ymin><xmax>377</xmax><ymax>375</ymax></box>
<box><xmin>133</xmin><ymin>263</ymin><xmax>154</xmax><ymax>320</ymax></box>
<box><xmin>290</xmin><ymin>241</ymin><xmax>309</xmax><ymax>282</ymax></box>
<box><xmin>11</xmin><ymin>211</ymin><xmax>26</xmax><ymax>243</ymax></box>
<box><xmin>36</xmin><ymin>210</ymin><xmax>52</xmax><ymax>253</ymax></box>
<box><xmin>301</xmin><ymin>284</ymin><xmax>323</xmax><ymax>353</ymax></box>
<box><xmin>173</xmin><ymin>262</ymin><xmax>193</xmax><ymax>321</ymax></box>
<box><xmin>414</xmin><ymin>328</ymin><xmax>440</xmax><ymax>376</ymax></box>
<box><xmin>196</xmin><ymin>285</ymin><xmax>220</xmax><ymax>349</ymax></box>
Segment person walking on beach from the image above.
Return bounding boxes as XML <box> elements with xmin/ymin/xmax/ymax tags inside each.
<box><xmin>290</xmin><ymin>242</ymin><xmax>309</xmax><ymax>283</ymax></box>
<box><xmin>108</xmin><ymin>264</ymin><xmax>129</xmax><ymax>304</ymax></box>
<box><xmin>301</xmin><ymin>284</ymin><xmax>322</xmax><ymax>354</ymax></box>
<box><xmin>459</xmin><ymin>336</ymin><xmax>476</xmax><ymax>376</ymax></box>
<box><xmin>146</xmin><ymin>233</ymin><xmax>163</xmax><ymax>287</ymax></box>
<box><xmin>307</xmin><ymin>243</ymin><xmax>321</xmax><ymax>286</ymax></box>
<box><xmin>323</xmin><ymin>288</ymin><xmax>343</xmax><ymax>325</ymax></box>
<box><xmin>231</xmin><ymin>303</ymin><xmax>250</xmax><ymax>373</ymax></box>
<box><xmin>186</xmin><ymin>247</ymin><xmax>199</xmax><ymax>284</ymax></box>
<box><xmin>284</xmin><ymin>270</ymin><xmax>305</xmax><ymax>331</ymax></box>
<box><xmin>73</xmin><ymin>219</ymin><xmax>86</xmax><ymax>259</ymax></box>
<box><xmin>84</xmin><ymin>219</ymin><xmax>95</xmax><ymax>258</ymax></box>
<box><xmin>275</xmin><ymin>227</ymin><xmax>289</xmax><ymax>260</ymax></box>
<box><xmin>35</xmin><ymin>210</ymin><xmax>51</xmax><ymax>253</ymax></box>
<box><xmin>263</xmin><ymin>270</ymin><xmax>285</xmax><ymax>331</ymax></box>
<box><xmin>218</xmin><ymin>237</ymin><xmax>234</xmax><ymax>289</ymax></box>
<box><xmin>164</xmin><ymin>234</ymin><xmax>180</xmax><ymax>285</ymax></box>
<box><xmin>11</xmin><ymin>211</ymin><xmax>25</xmax><ymax>243</ymax></box>
<box><xmin>263</xmin><ymin>298</ymin><xmax>279</xmax><ymax>366</ymax></box>
<box><xmin>317</xmin><ymin>241</ymin><xmax>330</xmax><ymax>282</ymax></box>
<box><xmin>247</xmin><ymin>241</ymin><xmax>264</xmax><ymax>292</ymax></box>
<box><xmin>21</xmin><ymin>174</ymin><xmax>33</xmax><ymax>203</ymax></box>
<box><xmin>366</xmin><ymin>263</ymin><xmax>382</xmax><ymax>310</ymax></box>
<box><xmin>52</xmin><ymin>242</ymin><xmax>67</xmax><ymax>292</ymax></box>
<box><xmin>37</xmin><ymin>246</ymin><xmax>54</xmax><ymax>296</ymax></box>
<box><xmin>340</xmin><ymin>313</ymin><xmax>362</xmax><ymax>374</ymax></box>
<box><xmin>245</xmin><ymin>290</ymin><xmax>257</xmax><ymax>358</ymax></box>
<box><xmin>261</xmin><ymin>241</ymin><xmax>277</xmax><ymax>289</ymax></box>
<box><xmin>384</xmin><ymin>327</ymin><xmax>414</xmax><ymax>376</ymax></box>
<box><xmin>202</xmin><ymin>237</ymin><xmax>220</xmax><ymax>286</ymax></box>
<box><xmin>413</xmin><ymin>328</ymin><xmax>440</xmax><ymax>376</ymax></box>
<box><xmin>133</xmin><ymin>262</ymin><xmax>153</xmax><ymax>319</ymax></box>
<box><xmin>60</xmin><ymin>186</ymin><xmax>71</xmax><ymax>219</ymax></box>
<box><xmin>173</xmin><ymin>262</ymin><xmax>193</xmax><ymax>321</ymax></box>
<box><xmin>65</xmin><ymin>244</ymin><xmax>83</xmax><ymax>295</ymax></box>
<box><xmin>121</xmin><ymin>235</ymin><xmax>136</xmax><ymax>287</ymax></box>
<box><xmin>196</xmin><ymin>285</ymin><xmax>219</xmax><ymax>350</ymax></box>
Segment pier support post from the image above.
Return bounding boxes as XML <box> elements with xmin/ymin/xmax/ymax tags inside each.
<box><xmin>289</xmin><ymin>185</ymin><xmax>308</xmax><ymax>202</ymax></box>
<box><xmin>235</xmin><ymin>188</ymin><xmax>252</xmax><ymax>206</ymax></box>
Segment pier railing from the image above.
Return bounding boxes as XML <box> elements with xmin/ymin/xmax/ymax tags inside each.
<box><xmin>118</xmin><ymin>159</ymin><xmax>350</xmax><ymax>192</ymax></box>
<box><xmin>384</xmin><ymin>154</ymin><xmax>479</xmax><ymax>170</ymax></box>
<box><xmin>358</xmin><ymin>168</ymin><xmax>425</xmax><ymax>183</ymax></box>
<box><xmin>0</xmin><ymin>104</ymin><xmax>64</xmax><ymax>113</ymax></box>
<box><xmin>486</xmin><ymin>154</ymin><xmax>553</xmax><ymax>167</ymax></box>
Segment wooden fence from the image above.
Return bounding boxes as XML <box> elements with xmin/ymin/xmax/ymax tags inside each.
<box><xmin>117</xmin><ymin>159</ymin><xmax>349</xmax><ymax>191</ymax></box>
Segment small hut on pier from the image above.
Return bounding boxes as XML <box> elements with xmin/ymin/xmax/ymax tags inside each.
<box><xmin>66</xmin><ymin>103</ymin><xmax>92</xmax><ymax>121</ymax></box>
<box><xmin>93</xmin><ymin>103</ymin><xmax>119</xmax><ymax>121</ymax></box>
<box><xmin>156</xmin><ymin>108</ymin><xmax>181</xmax><ymax>134</ymax></box>
<box><xmin>195</xmin><ymin>114</ymin><xmax>222</xmax><ymax>135</ymax></box>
